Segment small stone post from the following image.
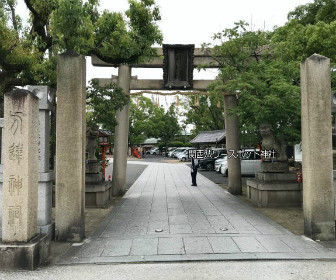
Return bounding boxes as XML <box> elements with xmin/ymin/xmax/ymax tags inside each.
<box><xmin>112</xmin><ymin>65</ymin><xmax>130</xmax><ymax>196</ymax></box>
<box><xmin>223</xmin><ymin>93</ymin><xmax>242</xmax><ymax>195</ymax></box>
<box><xmin>55</xmin><ymin>51</ymin><xmax>86</xmax><ymax>242</ymax></box>
<box><xmin>2</xmin><ymin>89</ymin><xmax>39</xmax><ymax>242</ymax></box>
<box><xmin>301</xmin><ymin>54</ymin><xmax>335</xmax><ymax>240</ymax></box>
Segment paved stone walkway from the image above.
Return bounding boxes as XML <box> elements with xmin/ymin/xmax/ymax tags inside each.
<box><xmin>59</xmin><ymin>162</ymin><xmax>336</xmax><ymax>264</ymax></box>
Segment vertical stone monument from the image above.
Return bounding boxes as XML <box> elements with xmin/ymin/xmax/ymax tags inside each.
<box><xmin>85</xmin><ymin>124</ymin><xmax>112</xmax><ymax>207</ymax></box>
<box><xmin>0</xmin><ymin>87</ymin><xmax>55</xmax><ymax>239</ymax></box>
<box><xmin>2</xmin><ymin>90</ymin><xmax>39</xmax><ymax>241</ymax></box>
<box><xmin>0</xmin><ymin>89</ymin><xmax>49</xmax><ymax>270</ymax></box>
<box><xmin>301</xmin><ymin>54</ymin><xmax>335</xmax><ymax>240</ymax></box>
<box><xmin>55</xmin><ymin>50</ymin><xmax>86</xmax><ymax>242</ymax></box>
<box><xmin>27</xmin><ymin>86</ymin><xmax>55</xmax><ymax>238</ymax></box>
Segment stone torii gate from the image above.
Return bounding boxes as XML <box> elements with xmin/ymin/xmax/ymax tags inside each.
<box><xmin>93</xmin><ymin>45</ymin><xmax>242</xmax><ymax>197</ymax></box>
<box><xmin>50</xmin><ymin>48</ymin><xmax>336</xmax><ymax>243</ymax></box>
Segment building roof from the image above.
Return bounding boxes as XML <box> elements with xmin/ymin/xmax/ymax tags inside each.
<box><xmin>141</xmin><ymin>138</ymin><xmax>161</xmax><ymax>145</ymax></box>
<box><xmin>190</xmin><ymin>130</ymin><xmax>226</xmax><ymax>144</ymax></box>
<box><xmin>178</xmin><ymin>130</ymin><xmax>192</xmax><ymax>136</ymax></box>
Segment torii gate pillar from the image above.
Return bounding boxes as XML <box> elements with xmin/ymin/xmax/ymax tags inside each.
<box><xmin>112</xmin><ymin>65</ymin><xmax>131</xmax><ymax>195</ymax></box>
<box><xmin>223</xmin><ymin>93</ymin><xmax>242</xmax><ymax>195</ymax></box>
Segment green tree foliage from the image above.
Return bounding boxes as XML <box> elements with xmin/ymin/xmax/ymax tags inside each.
<box><xmin>129</xmin><ymin>96</ymin><xmax>180</xmax><ymax>148</ymax></box>
<box><xmin>0</xmin><ymin>0</ymin><xmax>162</xmax><ymax>99</ymax></box>
<box><xmin>272</xmin><ymin>1</ymin><xmax>336</xmax><ymax>89</ymax></box>
<box><xmin>86</xmin><ymin>79</ymin><xmax>129</xmax><ymax>133</ymax></box>
<box><xmin>50</xmin><ymin>0</ymin><xmax>97</xmax><ymax>54</ymax></box>
<box><xmin>201</xmin><ymin>1</ymin><xmax>336</xmax><ymax>147</ymax></box>
<box><xmin>167</xmin><ymin>140</ymin><xmax>191</xmax><ymax>147</ymax></box>
<box><xmin>271</xmin><ymin>19</ymin><xmax>336</xmax><ymax>64</ymax></box>
<box><xmin>183</xmin><ymin>94</ymin><xmax>224</xmax><ymax>135</ymax></box>
<box><xmin>92</xmin><ymin>0</ymin><xmax>162</xmax><ymax>64</ymax></box>
<box><xmin>154</xmin><ymin>104</ymin><xmax>180</xmax><ymax>149</ymax></box>
<box><xmin>287</xmin><ymin>0</ymin><xmax>336</xmax><ymax>25</ymax></box>
<box><xmin>129</xmin><ymin>95</ymin><xmax>158</xmax><ymax>146</ymax></box>
<box><xmin>0</xmin><ymin>1</ymin><xmax>38</xmax><ymax>96</ymax></box>
<box><xmin>205</xmin><ymin>21</ymin><xmax>301</xmax><ymax>144</ymax></box>
<box><xmin>50</xmin><ymin>0</ymin><xmax>162</xmax><ymax>63</ymax></box>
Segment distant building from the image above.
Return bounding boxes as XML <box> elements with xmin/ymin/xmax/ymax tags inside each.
<box><xmin>140</xmin><ymin>138</ymin><xmax>161</xmax><ymax>152</ymax></box>
<box><xmin>190</xmin><ymin>130</ymin><xmax>226</xmax><ymax>148</ymax></box>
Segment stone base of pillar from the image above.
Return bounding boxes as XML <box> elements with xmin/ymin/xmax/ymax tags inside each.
<box><xmin>85</xmin><ymin>162</ymin><xmax>101</xmax><ymax>173</ymax></box>
<box><xmin>260</xmin><ymin>162</ymin><xmax>289</xmax><ymax>173</ymax></box>
<box><xmin>112</xmin><ymin>186</ymin><xmax>127</xmax><ymax>197</ymax></box>
<box><xmin>246</xmin><ymin>172</ymin><xmax>302</xmax><ymax>207</ymax></box>
<box><xmin>85</xmin><ymin>181</ymin><xmax>113</xmax><ymax>208</ymax></box>
<box><xmin>38</xmin><ymin>223</ymin><xmax>55</xmax><ymax>241</ymax></box>
<box><xmin>53</xmin><ymin>180</ymin><xmax>113</xmax><ymax>208</ymax></box>
<box><xmin>37</xmin><ymin>172</ymin><xmax>54</xmax><ymax>240</ymax></box>
<box><xmin>304</xmin><ymin>221</ymin><xmax>335</xmax><ymax>241</ymax></box>
<box><xmin>0</xmin><ymin>224</ymin><xmax>55</xmax><ymax>241</ymax></box>
<box><xmin>0</xmin><ymin>234</ymin><xmax>50</xmax><ymax>270</ymax></box>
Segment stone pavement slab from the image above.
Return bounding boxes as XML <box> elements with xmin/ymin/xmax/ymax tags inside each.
<box><xmin>58</xmin><ymin>162</ymin><xmax>336</xmax><ymax>264</ymax></box>
<box><xmin>183</xmin><ymin>237</ymin><xmax>213</xmax><ymax>254</ymax></box>
<box><xmin>102</xmin><ymin>239</ymin><xmax>132</xmax><ymax>257</ymax></box>
<box><xmin>208</xmin><ymin>236</ymin><xmax>240</xmax><ymax>253</ymax></box>
<box><xmin>130</xmin><ymin>238</ymin><xmax>158</xmax><ymax>256</ymax></box>
<box><xmin>158</xmin><ymin>237</ymin><xmax>185</xmax><ymax>255</ymax></box>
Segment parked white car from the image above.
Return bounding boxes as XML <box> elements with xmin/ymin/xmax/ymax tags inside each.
<box><xmin>220</xmin><ymin>149</ymin><xmax>261</xmax><ymax>176</ymax></box>
<box><xmin>150</xmin><ymin>148</ymin><xmax>159</xmax><ymax>155</ymax></box>
<box><xmin>214</xmin><ymin>156</ymin><xmax>227</xmax><ymax>173</ymax></box>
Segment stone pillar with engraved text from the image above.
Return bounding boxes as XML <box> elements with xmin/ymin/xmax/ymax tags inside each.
<box><xmin>2</xmin><ymin>89</ymin><xmax>39</xmax><ymax>242</ymax></box>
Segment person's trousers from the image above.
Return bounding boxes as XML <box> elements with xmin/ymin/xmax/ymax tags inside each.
<box><xmin>191</xmin><ymin>169</ymin><xmax>197</xmax><ymax>186</ymax></box>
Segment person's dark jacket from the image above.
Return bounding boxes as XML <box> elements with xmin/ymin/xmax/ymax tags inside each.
<box><xmin>191</xmin><ymin>158</ymin><xmax>199</xmax><ymax>172</ymax></box>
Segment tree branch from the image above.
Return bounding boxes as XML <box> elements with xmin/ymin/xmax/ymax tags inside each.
<box><xmin>208</xmin><ymin>106</ymin><xmax>220</xmax><ymax>129</ymax></box>
<box><xmin>24</xmin><ymin>0</ymin><xmax>53</xmax><ymax>52</ymax></box>
<box><xmin>89</xmin><ymin>49</ymin><xmax>140</xmax><ymax>65</ymax></box>
<box><xmin>252</xmin><ymin>50</ymin><xmax>260</xmax><ymax>62</ymax></box>
<box><xmin>8</xmin><ymin>2</ymin><xmax>18</xmax><ymax>31</ymax></box>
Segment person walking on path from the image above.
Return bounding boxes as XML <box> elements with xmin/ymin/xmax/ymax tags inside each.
<box><xmin>191</xmin><ymin>156</ymin><xmax>199</xmax><ymax>186</ymax></box>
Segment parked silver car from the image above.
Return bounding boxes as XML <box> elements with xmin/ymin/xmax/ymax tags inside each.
<box><xmin>177</xmin><ymin>149</ymin><xmax>192</xmax><ymax>162</ymax></box>
<box><xmin>168</xmin><ymin>148</ymin><xmax>179</xmax><ymax>157</ymax></box>
<box><xmin>171</xmin><ymin>147</ymin><xmax>189</xmax><ymax>158</ymax></box>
